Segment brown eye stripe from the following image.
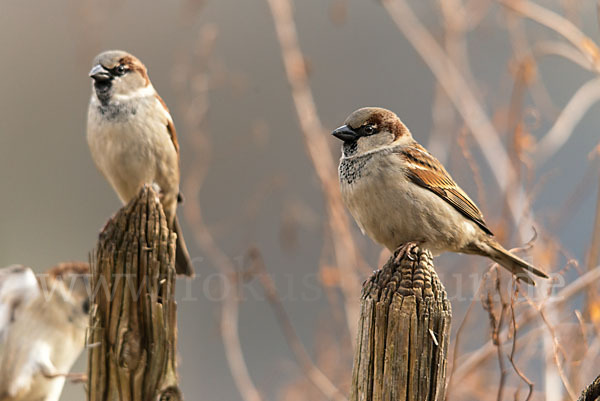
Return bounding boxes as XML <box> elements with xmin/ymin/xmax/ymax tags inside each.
<box><xmin>119</xmin><ymin>56</ymin><xmax>150</xmax><ymax>86</ymax></box>
<box><xmin>364</xmin><ymin>113</ymin><xmax>407</xmax><ymax>139</ymax></box>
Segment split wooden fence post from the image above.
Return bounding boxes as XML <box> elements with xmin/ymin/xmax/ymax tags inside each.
<box><xmin>350</xmin><ymin>245</ymin><xmax>452</xmax><ymax>401</ymax></box>
<box><xmin>87</xmin><ymin>186</ymin><xmax>182</xmax><ymax>401</ymax></box>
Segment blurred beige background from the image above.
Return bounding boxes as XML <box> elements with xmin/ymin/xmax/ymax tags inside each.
<box><xmin>0</xmin><ymin>0</ymin><xmax>598</xmax><ymax>400</ymax></box>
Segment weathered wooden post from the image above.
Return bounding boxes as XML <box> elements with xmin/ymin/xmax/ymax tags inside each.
<box><xmin>350</xmin><ymin>245</ymin><xmax>452</xmax><ymax>401</ymax></box>
<box><xmin>578</xmin><ymin>373</ymin><xmax>600</xmax><ymax>401</ymax></box>
<box><xmin>87</xmin><ymin>186</ymin><xmax>182</xmax><ymax>401</ymax></box>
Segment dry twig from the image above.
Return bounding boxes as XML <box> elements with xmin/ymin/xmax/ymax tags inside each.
<box><xmin>454</xmin><ymin>266</ymin><xmax>600</xmax><ymax>384</ymax></box>
<box><xmin>382</xmin><ymin>0</ymin><xmax>533</xmax><ymax>241</ymax></box>
<box><xmin>177</xmin><ymin>26</ymin><xmax>264</xmax><ymax>401</ymax></box>
<box><xmin>246</xmin><ymin>248</ymin><xmax>348</xmax><ymax>401</ymax></box>
<box><xmin>266</xmin><ymin>0</ymin><xmax>362</xmax><ymax>339</ymax></box>
<box><xmin>508</xmin><ymin>287</ymin><xmax>534</xmax><ymax>401</ymax></box>
<box><xmin>499</xmin><ymin>0</ymin><xmax>600</xmax><ymax>72</ymax></box>
<box><xmin>535</xmin><ymin>78</ymin><xmax>600</xmax><ymax>164</ymax></box>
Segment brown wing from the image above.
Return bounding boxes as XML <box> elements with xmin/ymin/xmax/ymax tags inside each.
<box><xmin>397</xmin><ymin>142</ymin><xmax>493</xmax><ymax>236</ymax></box>
<box><xmin>156</xmin><ymin>94</ymin><xmax>180</xmax><ymax>156</ymax></box>
<box><xmin>155</xmin><ymin>94</ymin><xmax>185</xmax><ymax>205</ymax></box>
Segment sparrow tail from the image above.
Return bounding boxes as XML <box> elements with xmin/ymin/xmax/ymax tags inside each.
<box><xmin>173</xmin><ymin>216</ymin><xmax>194</xmax><ymax>277</ymax></box>
<box><xmin>483</xmin><ymin>239</ymin><xmax>548</xmax><ymax>286</ymax></box>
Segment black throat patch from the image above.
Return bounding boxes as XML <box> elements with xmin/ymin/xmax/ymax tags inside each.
<box><xmin>339</xmin><ymin>153</ymin><xmax>371</xmax><ymax>185</ymax></box>
<box><xmin>94</xmin><ymin>81</ymin><xmax>113</xmax><ymax>107</ymax></box>
<box><xmin>342</xmin><ymin>141</ymin><xmax>358</xmax><ymax>157</ymax></box>
<box><xmin>96</xmin><ymin>101</ymin><xmax>137</xmax><ymax>122</ymax></box>
<box><xmin>94</xmin><ymin>81</ymin><xmax>137</xmax><ymax>122</ymax></box>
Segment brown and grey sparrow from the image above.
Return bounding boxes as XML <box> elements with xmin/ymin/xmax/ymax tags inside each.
<box><xmin>333</xmin><ymin>107</ymin><xmax>548</xmax><ymax>285</ymax></box>
<box><xmin>87</xmin><ymin>50</ymin><xmax>193</xmax><ymax>276</ymax></box>
<box><xmin>0</xmin><ymin>262</ymin><xmax>90</xmax><ymax>401</ymax></box>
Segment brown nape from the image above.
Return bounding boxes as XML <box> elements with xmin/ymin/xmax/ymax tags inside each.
<box><xmin>390</xmin><ymin>119</ymin><xmax>410</xmax><ymax>140</ymax></box>
<box><xmin>46</xmin><ymin>262</ymin><xmax>90</xmax><ymax>279</ymax></box>
<box><xmin>120</xmin><ymin>55</ymin><xmax>150</xmax><ymax>86</ymax></box>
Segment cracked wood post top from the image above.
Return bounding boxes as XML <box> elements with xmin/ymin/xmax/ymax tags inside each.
<box><xmin>87</xmin><ymin>185</ymin><xmax>182</xmax><ymax>401</ymax></box>
<box><xmin>350</xmin><ymin>245</ymin><xmax>452</xmax><ymax>401</ymax></box>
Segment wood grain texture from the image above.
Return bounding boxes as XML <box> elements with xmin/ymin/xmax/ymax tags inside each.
<box><xmin>350</xmin><ymin>246</ymin><xmax>451</xmax><ymax>401</ymax></box>
<box><xmin>87</xmin><ymin>186</ymin><xmax>182</xmax><ymax>401</ymax></box>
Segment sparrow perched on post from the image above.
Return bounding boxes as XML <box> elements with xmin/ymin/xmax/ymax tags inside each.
<box><xmin>0</xmin><ymin>262</ymin><xmax>90</xmax><ymax>401</ymax></box>
<box><xmin>87</xmin><ymin>50</ymin><xmax>193</xmax><ymax>276</ymax></box>
<box><xmin>333</xmin><ymin>107</ymin><xmax>548</xmax><ymax>285</ymax></box>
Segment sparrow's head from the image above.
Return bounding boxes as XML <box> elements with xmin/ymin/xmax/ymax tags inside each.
<box><xmin>42</xmin><ymin>262</ymin><xmax>91</xmax><ymax>326</ymax></box>
<box><xmin>89</xmin><ymin>50</ymin><xmax>151</xmax><ymax>103</ymax></box>
<box><xmin>332</xmin><ymin>107</ymin><xmax>411</xmax><ymax>156</ymax></box>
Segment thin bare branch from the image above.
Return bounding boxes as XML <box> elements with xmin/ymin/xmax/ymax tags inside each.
<box><xmin>247</xmin><ymin>248</ymin><xmax>348</xmax><ymax>401</ymax></box>
<box><xmin>535</xmin><ymin>78</ymin><xmax>600</xmax><ymax>164</ymax></box>
<box><xmin>445</xmin><ymin>267</ymin><xmax>489</xmax><ymax>401</ymax></box>
<box><xmin>183</xmin><ymin>130</ymin><xmax>265</xmax><ymax>401</ymax></box>
<box><xmin>533</xmin><ymin>41</ymin><xmax>594</xmax><ymax>71</ymax></box>
<box><xmin>584</xmin><ymin>172</ymin><xmax>600</xmax><ymax>319</ymax></box>
<box><xmin>266</xmin><ymin>0</ymin><xmax>362</xmax><ymax>339</ymax></box>
<box><xmin>177</xmin><ymin>26</ymin><xmax>264</xmax><ymax>401</ymax></box>
<box><xmin>382</xmin><ymin>0</ymin><xmax>533</xmax><ymax>241</ymax></box>
<box><xmin>499</xmin><ymin>0</ymin><xmax>600</xmax><ymax>72</ymax></box>
<box><xmin>509</xmin><ymin>286</ymin><xmax>534</xmax><ymax>401</ymax></box>
<box><xmin>586</xmin><ymin>171</ymin><xmax>600</xmax><ymax>277</ymax></box>
<box><xmin>453</xmin><ymin>265</ymin><xmax>600</xmax><ymax>383</ymax></box>
<box><xmin>480</xmin><ymin>272</ymin><xmax>508</xmax><ymax>401</ymax></box>
<box><xmin>184</xmin><ymin>150</ymin><xmax>264</xmax><ymax>401</ymax></box>
<box><xmin>535</xmin><ymin>304</ymin><xmax>578</xmax><ymax>400</ymax></box>
<box><xmin>222</xmin><ymin>279</ymin><xmax>264</xmax><ymax>401</ymax></box>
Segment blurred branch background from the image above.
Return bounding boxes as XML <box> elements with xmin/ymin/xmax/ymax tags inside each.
<box><xmin>0</xmin><ymin>0</ymin><xmax>599</xmax><ymax>400</ymax></box>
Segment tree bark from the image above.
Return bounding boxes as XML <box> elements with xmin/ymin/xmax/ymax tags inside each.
<box><xmin>87</xmin><ymin>186</ymin><xmax>182</xmax><ymax>401</ymax></box>
<box><xmin>350</xmin><ymin>245</ymin><xmax>452</xmax><ymax>401</ymax></box>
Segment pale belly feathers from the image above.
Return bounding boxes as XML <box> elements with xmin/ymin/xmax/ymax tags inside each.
<box><xmin>339</xmin><ymin>152</ymin><xmax>478</xmax><ymax>254</ymax></box>
<box><xmin>87</xmin><ymin>95</ymin><xmax>179</xmax><ymax>205</ymax></box>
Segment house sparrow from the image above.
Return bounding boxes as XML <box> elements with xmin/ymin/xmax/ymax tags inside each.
<box><xmin>0</xmin><ymin>262</ymin><xmax>90</xmax><ymax>401</ymax></box>
<box><xmin>333</xmin><ymin>107</ymin><xmax>548</xmax><ymax>285</ymax></box>
<box><xmin>87</xmin><ymin>50</ymin><xmax>193</xmax><ymax>276</ymax></box>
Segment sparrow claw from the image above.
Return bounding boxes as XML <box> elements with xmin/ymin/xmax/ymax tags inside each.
<box><xmin>394</xmin><ymin>242</ymin><xmax>418</xmax><ymax>264</ymax></box>
<box><xmin>406</xmin><ymin>243</ymin><xmax>417</xmax><ymax>261</ymax></box>
<box><xmin>151</xmin><ymin>182</ymin><xmax>162</xmax><ymax>196</ymax></box>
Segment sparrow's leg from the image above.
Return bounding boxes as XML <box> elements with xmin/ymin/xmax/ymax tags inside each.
<box><xmin>39</xmin><ymin>351</ymin><xmax>86</xmax><ymax>381</ymax></box>
<box><xmin>42</xmin><ymin>371</ymin><xmax>87</xmax><ymax>383</ymax></box>
<box><xmin>151</xmin><ymin>182</ymin><xmax>163</xmax><ymax>199</ymax></box>
<box><xmin>393</xmin><ymin>242</ymin><xmax>419</xmax><ymax>264</ymax></box>
<box><xmin>67</xmin><ymin>373</ymin><xmax>88</xmax><ymax>383</ymax></box>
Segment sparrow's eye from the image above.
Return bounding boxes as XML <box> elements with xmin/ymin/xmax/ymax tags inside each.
<box><xmin>114</xmin><ymin>64</ymin><xmax>126</xmax><ymax>76</ymax></box>
<box><xmin>363</xmin><ymin>125</ymin><xmax>375</xmax><ymax>135</ymax></box>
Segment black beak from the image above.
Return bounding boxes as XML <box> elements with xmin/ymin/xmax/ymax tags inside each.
<box><xmin>332</xmin><ymin>125</ymin><xmax>358</xmax><ymax>142</ymax></box>
<box><xmin>89</xmin><ymin>64</ymin><xmax>111</xmax><ymax>82</ymax></box>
